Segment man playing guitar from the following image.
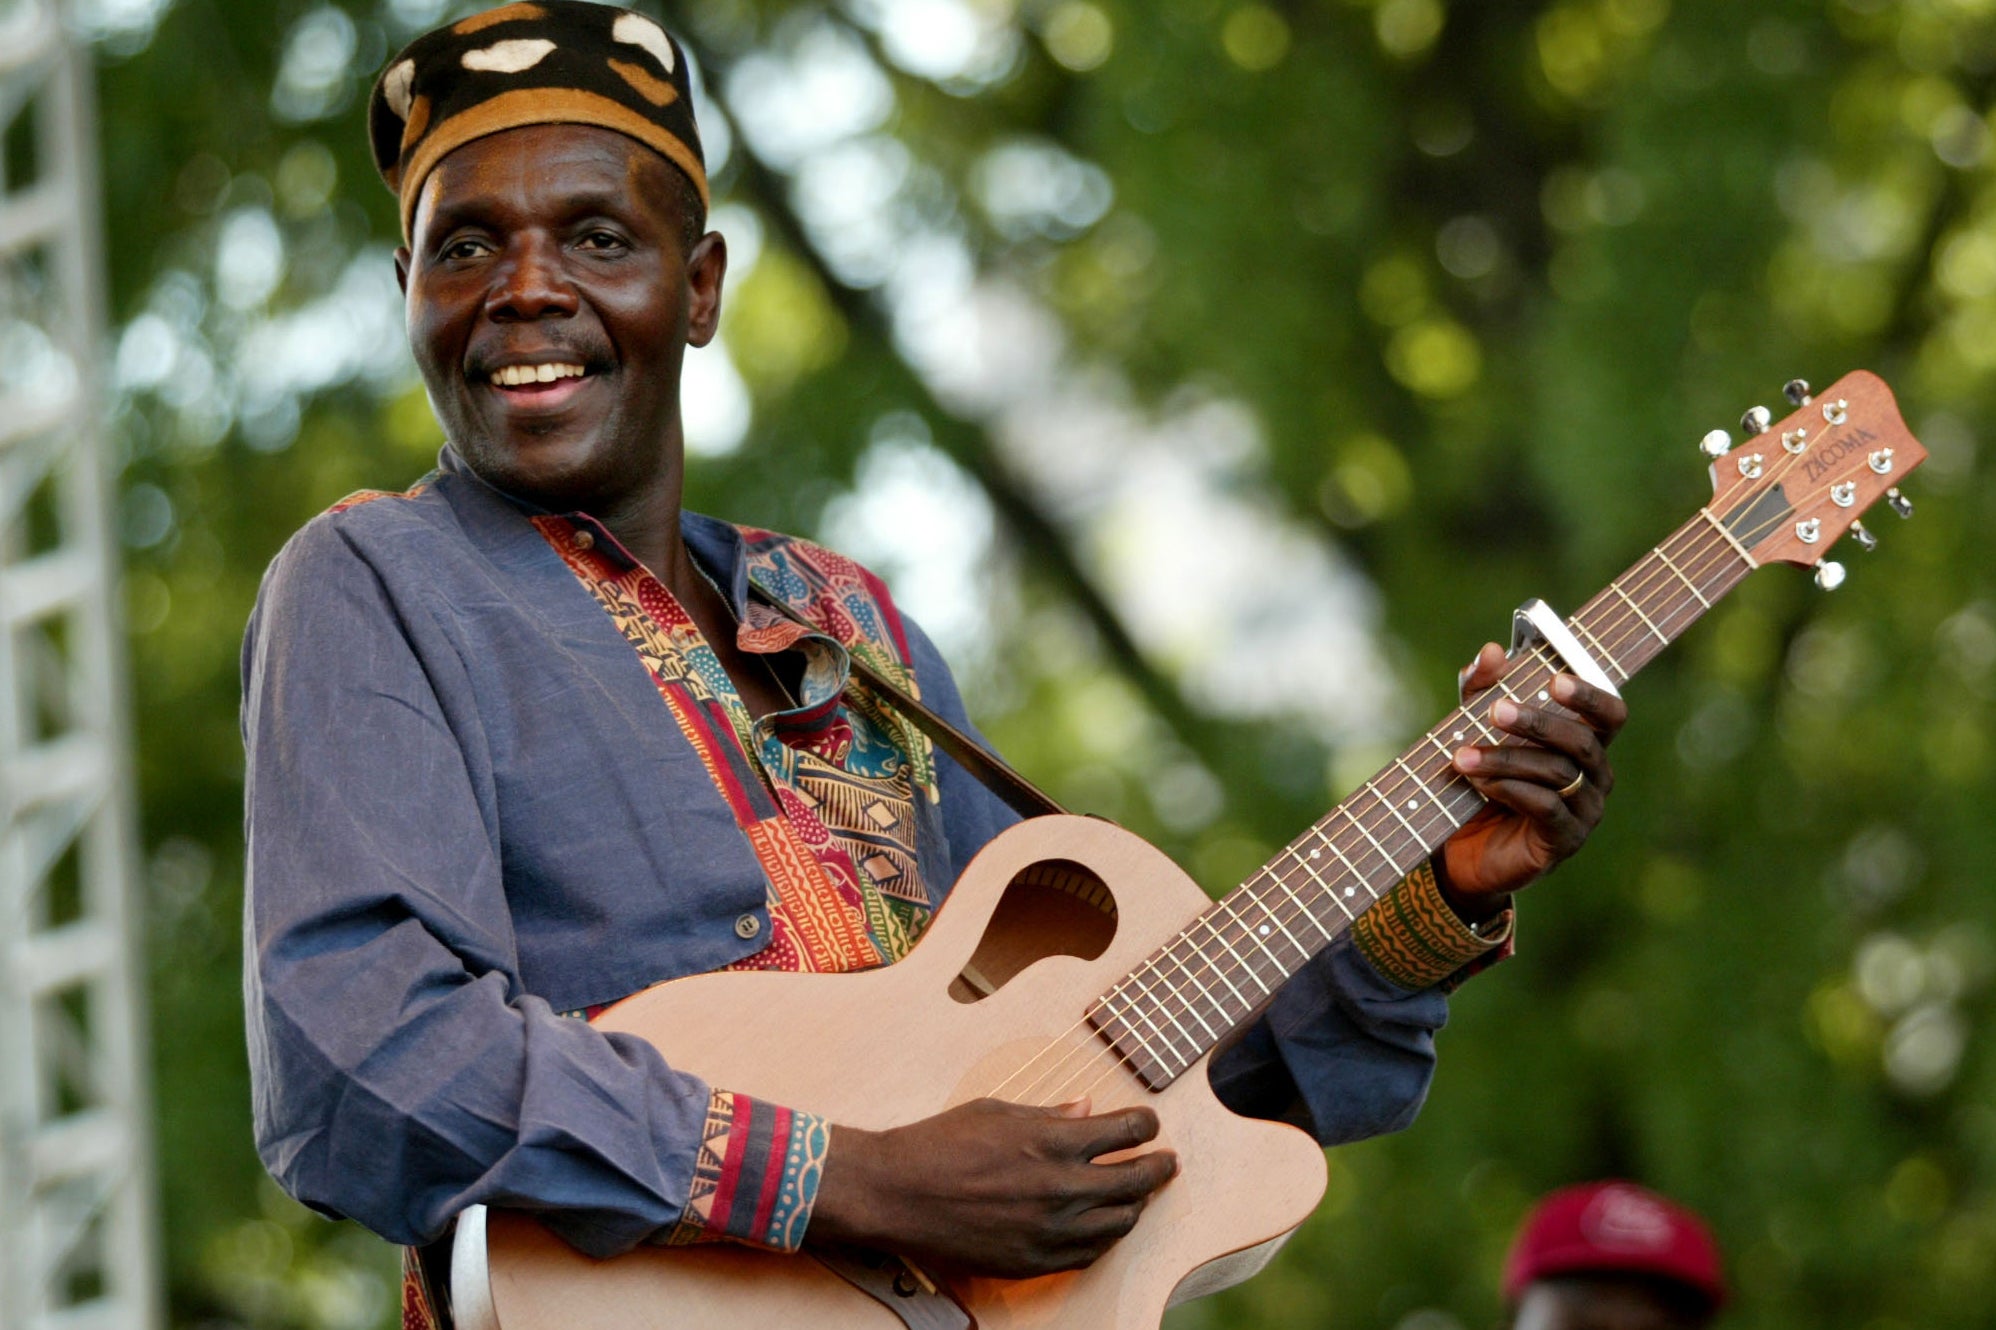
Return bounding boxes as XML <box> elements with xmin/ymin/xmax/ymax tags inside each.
<box><xmin>240</xmin><ymin>3</ymin><xmax>1626</xmax><ymax>1320</ymax></box>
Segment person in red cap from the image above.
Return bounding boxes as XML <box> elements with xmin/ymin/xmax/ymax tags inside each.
<box><xmin>1503</xmin><ymin>1181</ymin><xmax>1728</xmax><ymax>1329</ymax></box>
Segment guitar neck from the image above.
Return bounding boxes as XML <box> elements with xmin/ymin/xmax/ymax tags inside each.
<box><xmin>1089</xmin><ymin>506</ymin><xmax>1758</xmax><ymax>1091</ymax></box>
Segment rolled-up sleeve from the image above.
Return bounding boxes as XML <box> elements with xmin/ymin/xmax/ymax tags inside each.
<box><xmin>1207</xmin><ymin>931</ymin><xmax>1447</xmax><ymax>1143</ymax></box>
<box><xmin>242</xmin><ymin>518</ymin><xmax>804</xmax><ymax>1257</ymax></box>
<box><xmin>1209</xmin><ymin>861</ymin><xmax>1511</xmax><ymax>1144</ymax></box>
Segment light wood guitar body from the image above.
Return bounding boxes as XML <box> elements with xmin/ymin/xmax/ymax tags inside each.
<box><xmin>464</xmin><ymin>814</ymin><xmax>1329</xmax><ymax>1329</ymax></box>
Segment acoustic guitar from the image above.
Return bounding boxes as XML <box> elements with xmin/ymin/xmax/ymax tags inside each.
<box><xmin>449</xmin><ymin>371</ymin><xmax>1925</xmax><ymax>1329</ymax></box>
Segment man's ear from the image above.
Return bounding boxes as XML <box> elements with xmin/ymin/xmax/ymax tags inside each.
<box><xmin>394</xmin><ymin>246</ymin><xmax>411</xmax><ymax>296</ymax></box>
<box><xmin>685</xmin><ymin>232</ymin><xmax>727</xmax><ymax>348</ymax></box>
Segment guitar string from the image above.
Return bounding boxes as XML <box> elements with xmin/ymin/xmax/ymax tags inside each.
<box><xmin>983</xmin><ymin>614</ymin><xmax>1665</xmax><ymax>1107</ymax></box>
<box><xmin>1111</xmin><ymin>423</ymin><xmax>1902</xmax><ymax>1036</ymax></box>
<box><xmin>1040</xmin><ymin>491</ymin><xmax>1851</xmax><ymax>1110</ymax></box>
<box><xmin>1050</xmin><ymin>441</ymin><xmax>1887</xmax><ymax>1104</ymax></box>
<box><xmin>976</xmin><ymin>567</ymin><xmax>1706</xmax><ymax>1106</ymax></box>
<box><xmin>980</xmin><ymin>436</ymin><xmax>1893</xmax><ymax>1107</ymax></box>
<box><xmin>1019</xmin><ymin>545</ymin><xmax>1743</xmax><ymax>1109</ymax></box>
<box><xmin>1002</xmin><ymin>506</ymin><xmax>1750</xmax><ymax>1103</ymax></box>
<box><xmin>1056</xmin><ymin>441</ymin><xmax>1902</xmax><ymax>1102</ymax></box>
<box><xmin>992</xmin><ymin>510</ymin><xmax>1767</xmax><ymax>1107</ymax></box>
<box><xmin>1013</xmin><ymin>639</ymin><xmax>1620</xmax><ymax>1102</ymax></box>
<box><xmin>877</xmin><ymin>451</ymin><xmax>1827</xmax><ymax>1100</ymax></box>
<box><xmin>1027</xmin><ymin>616</ymin><xmax>1666</xmax><ymax>1107</ymax></box>
<box><xmin>1001</xmin><ymin>509</ymin><xmax>1764</xmax><ymax>1108</ymax></box>
<box><xmin>1007</xmin><ymin>584</ymin><xmax>1721</xmax><ymax>1107</ymax></box>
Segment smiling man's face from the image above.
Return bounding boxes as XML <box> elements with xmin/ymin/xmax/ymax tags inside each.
<box><xmin>396</xmin><ymin>122</ymin><xmax>724</xmax><ymax>515</ymax></box>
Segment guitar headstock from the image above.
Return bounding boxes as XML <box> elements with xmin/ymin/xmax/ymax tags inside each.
<box><xmin>1698</xmin><ymin>370</ymin><xmax>1927</xmax><ymax>587</ymax></box>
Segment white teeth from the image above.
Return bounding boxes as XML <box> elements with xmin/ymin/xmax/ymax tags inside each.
<box><xmin>490</xmin><ymin>362</ymin><xmax>585</xmax><ymax>387</ymax></box>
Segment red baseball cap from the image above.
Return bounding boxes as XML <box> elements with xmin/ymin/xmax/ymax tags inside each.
<box><xmin>1502</xmin><ymin>1181</ymin><xmax>1726</xmax><ymax>1310</ymax></box>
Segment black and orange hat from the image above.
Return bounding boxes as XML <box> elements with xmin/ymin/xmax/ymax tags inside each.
<box><xmin>367</xmin><ymin>1</ymin><xmax>707</xmax><ymax>241</ymax></box>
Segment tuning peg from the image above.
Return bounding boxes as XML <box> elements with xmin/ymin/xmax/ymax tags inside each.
<box><xmin>1700</xmin><ymin>429</ymin><xmax>1731</xmax><ymax>459</ymax></box>
<box><xmin>1849</xmin><ymin>520</ymin><xmax>1877</xmax><ymax>552</ymax></box>
<box><xmin>1741</xmin><ymin>405</ymin><xmax>1772</xmax><ymax>435</ymax></box>
<box><xmin>1886</xmin><ymin>487</ymin><xmax>1913</xmax><ymax>518</ymax></box>
<box><xmin>1815</xmin><ymin>559</ymin><xmax>1847</xmax><ymax>591</ymax></box>
<box><xmin>1783</xmin><ymin>379</ymin><xmax>1813</xmax><ymax>406</ymax></box>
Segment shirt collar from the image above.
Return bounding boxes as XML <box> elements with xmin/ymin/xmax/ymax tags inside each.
<box><xmin>437</xmin><ymin>446</ymin><xmax>751</xmax><ymax>616</ymax></box>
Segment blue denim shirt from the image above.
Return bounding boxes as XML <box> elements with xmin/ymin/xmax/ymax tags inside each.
<box><xmin>240</xmin><ymin>449</ymin><xmax>1449</xmax><ymax>1258</ymax></box>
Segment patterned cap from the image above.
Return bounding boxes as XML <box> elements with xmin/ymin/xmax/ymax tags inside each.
<box><xmin>1502</xmin><ymin>1181</ymin><xmax>1727</xmax><ymax>1311</ymax></box>
<box><xmin>368</xmin><ymin>1</ymin><xmax>706</xmax><ymax>241</ymax></box>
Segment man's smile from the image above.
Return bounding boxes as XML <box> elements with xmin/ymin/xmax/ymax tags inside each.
<box><xmin>477</xmin><ymin>359</ymin><xmax>602</xmax><ymax>413</ymax></box>
<box><xmin>490</xmin><ymin>361</ymin><xmax>586</xmax><ymax>387</ymax></box>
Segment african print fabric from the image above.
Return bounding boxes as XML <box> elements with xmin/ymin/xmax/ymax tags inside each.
<box><xmin>664</xmin><ymin>1089</ymin><xmax>831</xmax><ymax>1251</ymax></box>
<box><xmin>532</xmin><ymin>514</ymin><xmax>948</xmax><ymax>1251</ymax></box>
<box><xmin>400</xmin><ymin>1248</ymin><xmax>441</xmax><ymax>1330</ymax></box>
<box><xmin>535</xmin><ymin>516</ymin><xmax>942</xmax><ymax>974</ymax></box>
<box><xmin>327</xmin><ymin>480</ymin><xmax>431</xmax><ymax>513</ymax></box>
<box><xmin>1351</xmin><ymin>860</ymin><xmax>1514</xmax><ymax>992</ymax></box>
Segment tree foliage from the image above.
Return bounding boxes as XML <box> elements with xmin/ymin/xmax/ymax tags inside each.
<box><xmin>92</xmin><ymin>0</ymin><xmax>1996</xmax><ymax>1326</ymax></box>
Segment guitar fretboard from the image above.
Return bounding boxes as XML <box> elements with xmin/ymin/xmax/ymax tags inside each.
<box><xmin>1087</xmin><ymin>500</ymin><xmax>1767</xmax><ymax>1090</ymax></box>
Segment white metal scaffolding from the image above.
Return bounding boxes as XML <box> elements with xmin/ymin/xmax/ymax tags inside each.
<box><xmin>0</xmin><ymin>5</ymin><xmax>159</xmax><ymax>1330</ymax></box>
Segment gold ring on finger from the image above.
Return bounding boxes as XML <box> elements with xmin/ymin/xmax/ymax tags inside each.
<box><xmin>1556</xmin><ymin>771</ymin><xmax>1586</xmax><ymax>800</ymax></box>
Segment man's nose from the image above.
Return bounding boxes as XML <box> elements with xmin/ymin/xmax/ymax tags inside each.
<box><xmin>485</xmin><ymin>237</ymin><xmax>578</xmax><ymax>321</ymax></box>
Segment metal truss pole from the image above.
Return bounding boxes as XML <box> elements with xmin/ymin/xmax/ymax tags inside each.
<box><xmin>0</xmin><ymin>5</ymin><xmax>160</xmax><ymax>1330</ymax></box>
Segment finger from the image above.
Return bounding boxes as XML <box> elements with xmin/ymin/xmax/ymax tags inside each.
<box><xmin>1474</xmin><ymin>776</ymin><xmax>1591</xmax><ymax>851</ymax></box>
<box><xmin>1085</xmin><ymin>1150</ymin><xmax>1180</xmax><ymax>1205</ymax></box>
<box><xmin>1034</xmin><ymin>1218</ymin><xmax>1140</xmax><ymax>1276</ymax></box>
<box><xmin>1065</xmin><ymin>1106</ymin><xmax>1160</xmax><ymax>1159</ymax></box>
<box><xmin>1458</xmin><ymin>642</ymin><xmax>1507</xmax><ymax>699</ymax></box>
<box><xmin>1033</xmin><ymin>1153</ymin><xmax>1170</xmax><ymax>1226</ymax></box>
<box><xmin>1039</xmin><ymin>1153</ymin><xmax>1172</xmax><ymax>1220</ymax></box>
<box><xmin>1455</xmin><ymin>743</ymin><xmax>1582</xmax><ymax>789</ymax></box>
<box><xmin>1066</xmin><ymin>1200</ymin><xmax>1148</xmax><ymax>1250</ymax></box>
<box><xmin>1549</xmin><ymin>673</ymin><xmax>1629</xmax><ymax>738</ymax></box>
<box><xmin>1463</xmin><ymin>768</ymin><xmax>1604</xmax><ymax>831</ymax></box>
<box><xmin>1485</xmin><ymin>701</ymin><xmax>1608</xmax><ymax>781</ymax></box>
<box><xmin>1052</xmin><ymin>1097</ymin><xmax>1092</xmax><ymax>1119</ymax></box>
<box><xmin>1033</xmin><ymin>1246</ymin><xmax>1106</xmax><ymax>1276</ymax></box>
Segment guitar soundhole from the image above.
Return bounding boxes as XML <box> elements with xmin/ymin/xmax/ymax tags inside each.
<box><xmin>949</xmin><ymin>859</ymin><xmax>1117</xmax><ymax>1004</ymax></box>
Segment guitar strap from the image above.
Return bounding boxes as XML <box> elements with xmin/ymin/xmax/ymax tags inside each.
<box><xmin>747</xmin><ymin>582</ymin><xmax>1066</xmax><ymax>820</ymax></box>
<box><xmin>810</xmin><ymin>1248</ymin><xmax>975</xmax><ymax>1329</ymax></box>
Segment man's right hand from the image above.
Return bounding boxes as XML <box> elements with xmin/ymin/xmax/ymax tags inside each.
<box><xmin>808</xmin><ymin>1097</ymin><xmax>1179</xmax><ymax>1278</ymax></box>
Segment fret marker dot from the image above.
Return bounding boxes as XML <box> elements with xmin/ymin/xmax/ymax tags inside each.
<box><xmin>1406</xmin><ymin>798</ymin><xmax>1418</xmax><ymax>810</ymax></box>
<box><xmin>1258</xmin><ymin>924</ymin><xmax>1270</xmax><ymax>937</ymax></box>
<box><xmin>1311</xmin><ymin>848</ymin><xmax>1321</xmax><ymax>859</ymax></box>
<box><xmin>1344</xmin><ymin>886</ymin><xmax>1356</xmax><ymax>897</ymax></box>
<box><xmin>1537</xmin><ymin>689</ymin><xmax>1550</xmax><ymax>703</ymax></box>
<box><xmin>1452</xmin><ymin>731</ymin><xmax>1465</xmax><ymax>743</ymax></box>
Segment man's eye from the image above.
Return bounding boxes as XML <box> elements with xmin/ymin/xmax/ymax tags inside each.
<box><xmin>578</xmin><ymin>231</ymin><xmax>626</xmax><ymax>250</ymax></box>
<box><xmin>441</xmin><ymin>238</ymin><xmax>489</xmax><ymax>261</ymax></box>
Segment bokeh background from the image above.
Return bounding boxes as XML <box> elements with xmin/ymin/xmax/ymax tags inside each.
<box><xmin>63</xmin><ymin>0</ymin><xmax>1996</xmax><ymax>1325</ymax></box>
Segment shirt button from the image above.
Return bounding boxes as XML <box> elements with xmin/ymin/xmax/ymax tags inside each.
<box><xmin>573</xmin><ymin>529</ymin><xmax>595</xmax><ymax>550</ymax></box>
<box><xmin>734</xmin><ymin>913</ymin><xmax>762</xmax><ymax>939</ymax></box>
